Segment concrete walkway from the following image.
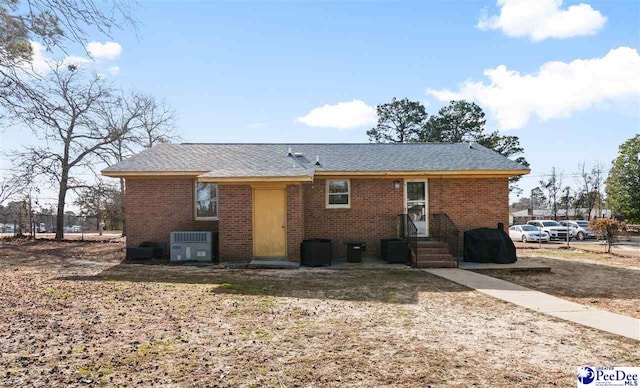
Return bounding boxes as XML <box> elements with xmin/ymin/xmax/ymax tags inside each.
<box><xmin>426</xmin><ymin>268</ymin><xmax>640</xmax><ymax>341</ymax></box>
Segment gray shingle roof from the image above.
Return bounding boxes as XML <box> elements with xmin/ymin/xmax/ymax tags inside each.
<box><xmin>102</xmin><ymin>143</ymin><xmax>530</xmax><ymax>177</ymax></box>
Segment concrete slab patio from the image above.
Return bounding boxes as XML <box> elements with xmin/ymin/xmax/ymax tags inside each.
<box><xmin>318</xmin><ymin>257</ymin><xmax>410</xmax><ymax>270</ymax></box>
<box><xmin>457</xmin><ymin>258</ymin><xmax>551</xmax><ymax>272</ymax></box>
<box><xmin>426</xmin><ymin>268</ymin><xmax>640</xmax><ymax>341</ymax></box>
<box><xmin>248</xmin><ymin>257</ymin><xmax>409</xmax><ymax>270</ymax></box>
<box><xmin>248</xmin><ymin>259</ymin><xmax>300</xmax><ymax>269</ymax></box>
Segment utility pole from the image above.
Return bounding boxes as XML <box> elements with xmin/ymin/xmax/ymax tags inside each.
<box><xmin>564</xmin><ymin>187</ymin><xmax>570</xmax><ymax>249</ymax></box>
<box><xmin>28</xmin><ymin>192</ymin><xmax>33</xmax><ymax>238</ymax></box>
<box><xmin>533</xmin><ymin>189</ymin><xmax>542</xmax><ymax>249</ymax></box>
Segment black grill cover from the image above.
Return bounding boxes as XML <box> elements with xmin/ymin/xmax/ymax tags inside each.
<box><xmin>463</xmin><ymin>227</ymin><xmax>517</xmax><ymax>264</ymax></box>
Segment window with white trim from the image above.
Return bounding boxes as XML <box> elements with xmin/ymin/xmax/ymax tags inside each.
<box><xmin>195</xmin><ymin>182</ymin><xmax>218</xmax><ymax>220</ymax></box>
<box><xmin>326</xmin><ymin>179</ymin><xmax>350</xmax><ymax>208</ymax></box>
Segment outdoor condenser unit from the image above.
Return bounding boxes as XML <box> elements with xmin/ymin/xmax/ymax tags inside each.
<box><xmin>170</xmin><ymin>231</ymin><xmax>213</xmax><ymax>263</ymax></box>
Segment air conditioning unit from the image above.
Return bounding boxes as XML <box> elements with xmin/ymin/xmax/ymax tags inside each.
<box><xmin>170</xmin><ymin>231</ymin><xmax>213</xmax><ymax>263</ymax></box>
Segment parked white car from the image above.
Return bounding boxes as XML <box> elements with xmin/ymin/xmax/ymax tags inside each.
<box><xmin>558</xmin><ymin>220</ymin><xmax>593</xmax><ymax>241</ymax></box>
<box><xmin>509</xmin><ymin>225</ymin><xmax>550</xmax><ymax>243</ymax></box>
<box><xmin>526</xmin><ymin>220</ymin><xmax>572</xmax><ymax>241</ymax></box>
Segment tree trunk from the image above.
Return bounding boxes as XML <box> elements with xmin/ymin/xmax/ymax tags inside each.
<box><xmin>55</xmin><ymin>173</ymin><xmax>68</xmax><ymax>240</ymax></box>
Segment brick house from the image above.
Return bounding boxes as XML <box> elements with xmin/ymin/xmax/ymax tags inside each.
<box><xmin>103</xmin><ymin>143</ymin><xmax>529</xmax><ymax>267</ymax></box>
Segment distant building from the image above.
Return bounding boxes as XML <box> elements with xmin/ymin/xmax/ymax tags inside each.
<box><xmin>510</xmin><ymin>208</ymin><xmax>612</xmax><ymax>225</ymax></box>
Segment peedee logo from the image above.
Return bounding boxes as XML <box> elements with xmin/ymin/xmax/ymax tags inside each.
<box><xmin>577</xmin><ymin>366</ymin><xmax>640</xmax><ymax>387</ymax></box>
<box><xmin>578</xmin><ymin>367</ymin><xmax>595</xmax><ymax>384</ymax></box>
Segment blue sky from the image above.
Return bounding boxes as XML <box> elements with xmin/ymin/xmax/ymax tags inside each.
<box><xmin>1</xmin><ymin>0</ymin><xmax>639</xmax><ymax>206</ymax></box>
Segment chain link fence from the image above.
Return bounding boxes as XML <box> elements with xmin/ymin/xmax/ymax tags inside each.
<box><xmin>0</xmin><ymin>213</ymin><xmax>122</xmax><ymax>239</ymax></box>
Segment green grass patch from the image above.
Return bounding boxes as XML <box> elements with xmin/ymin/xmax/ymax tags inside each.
<box><xmin>137</xmin><ymin>338</ymin><xmax>184</xmax><ymax>358</ymax></box>
<box><xmin>217</xmin><ymin>281</ymin><xmax>273</xmax><ymax>294</ymax></box>
<box><xmin>76</xmin><ymin>362</ymin><xmax>114</xmax><ymax>381</ymax></box>
<box><xmin>40</xmin><ymin>287</ymin><xmax>71</xmax><ymax>298</ymax></box>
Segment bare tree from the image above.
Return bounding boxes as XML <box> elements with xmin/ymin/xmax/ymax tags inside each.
<box><xmin>136</xmin><ymin>95</ymin><xmax>178</xmax><ymax>148</ymax></box>
<box><xmin>539</xmin><ymin>167</ymin><xmax>563</xmax><ymax>220</ymax></box>
<box><xmin>0</xmin><ymin>1</ymin><xmax>135</xmax><ymax>119</ymax></box>
<box><xmin>530</xmin><ymin>187</ymin><xmax>546</xmax><ymax>214</ymax></box>
<box><xmin>74</xmin><ymin>179</ymin><xmax>121</xmax><ymax>234</ymax></box>
<box><xmin>559</xmin><ymin>186</ymin><xmax>573</xmax><ymax>220</ymax></box>
<box><xmin>0</xmin><ymin>173</ymin><xmax>31</xmax><ymax>205</ymax></box>
<box><xmin>96</xmin><ymin>92</ymin><xmax>178</xmax><ymax>236</ymax></box>
<box><xmin>7</xmin><ymin>64</ymin><xmax>129</xmax><ymax>239</ymax></box>
<box><xmin>592</xmin><ymin>162</ymin><xmax>606</xmax><ymax>218</ymax></box>
<box><xmin>576</xmin><ymin>162</ymin><xmax>606</xmax><ymax>220</ymax></box>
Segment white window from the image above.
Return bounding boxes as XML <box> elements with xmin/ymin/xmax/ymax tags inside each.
<box><xmin>195</xmin><ymin>182</ymin><xmax>218</xmax><ymax>220</ymax></box>
<box><xmin>326</xmin><ymin>179</ymin><xmax>350</xmax><ymax>208</ymax></box>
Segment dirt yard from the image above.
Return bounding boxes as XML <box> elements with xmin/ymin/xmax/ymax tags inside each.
<box><xmin>514</xmin><ymin>240</ymin><xmax>640</xmax><ymax>258</ymax></box>
<box><xmin>1</xmin><ymin>239</ymin><xmax>638</xmax><ymax>386</ymax></box>
<box><xmin>486</xmin><ymin>249</ymin><xmax>640</xmax><ymax>319</ymax></box>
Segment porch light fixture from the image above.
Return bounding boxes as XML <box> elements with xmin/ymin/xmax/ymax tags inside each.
<box><xmin>394</xmin><ymin>180</ymin><xmax>400</xmax><ymax>190</ymax></box>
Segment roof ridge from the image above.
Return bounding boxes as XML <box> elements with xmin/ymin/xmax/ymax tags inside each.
<box><xmin>177</xmin><ymin>142</ymin><xmax>464</xmax><ymax>145</ymax></box>
<box><xmin>102</xmin><ymin>140</ymin><xmax>531</xmax><ymax>176</ymax></box>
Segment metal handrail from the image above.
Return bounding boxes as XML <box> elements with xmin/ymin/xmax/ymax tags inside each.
<box><xmin>430</xmin><ymin>213</ymin><xmax>460</xmax><ymax>258</ymax></box>
<box><xmin>399</xmin><ymin>214</ymin><xmax>418</xmax><ymax>266</ymax></box>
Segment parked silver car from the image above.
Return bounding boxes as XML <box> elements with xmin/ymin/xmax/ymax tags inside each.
<box><xmin>558</xmin><ymin>220</ymin><xmax>593</xmax><ymax>240</ymax></box>
<box><xmin>526</xmin><ymin>220</ymin><xmax>572</xmax><ymax>241</ymax></box>
<box><xmin>509</xmin><ymin>224</ymin><xmax>550</xmax><ymax>243</ymax></box>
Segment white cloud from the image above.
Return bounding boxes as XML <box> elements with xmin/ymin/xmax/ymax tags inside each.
<box><xmin>426</xmin><ymin>47</ymin><xmax>640</xmax><ymax>130</ymax></box>
<box><xmin>27</xmin><ymin>41</ymin><xmax>52</xmax><ymax>74</ymax></box>
<box><xmin>477</xmin><ymin>0</ymin><xmax>606</xmax><ymax>41</ymax></box>
<box><xmin>86</xmin><ymin>41</ymin><xmax>122</xmax><ymax>60</ymax></box>
<box><xmin>62</xmin><ymin>56</ymin><xmax>90</xmax><ymax>67</ymax></box>
<box><xmin>18</xmin><ymin>42</ymin><xmax>123</xmax><ymax>81</ymax></box>
<box><xmin>107</xmin><ymin>65</ymin><xmax>120</xmax><ymax>75</ymax></box>
<box><xmin>23</xmin><ymin>42</ymin><xmax>90</xmax><ymax>75</ymax></box>
<box><xmin>295</xmin><ymin>100</ymin><xmax>377</xmax><ymax>130</ymax></box>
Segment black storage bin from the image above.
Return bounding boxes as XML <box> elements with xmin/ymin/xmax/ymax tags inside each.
<box><xmin>381</xmin><ymin>238</ymin><xmax>409</xmax><ymax>263</ymax></box>
<box><xmin>126</xmin><ymin>247</ymin><xmax>155</xmax><ymax>260</ymax></box>
<box><xmin>300</xmin><ymin>239</ymin><xmax>332</xmax><ymax>267</ymax></box>
<box><xmin>346</xmin><ymin>241</ymin><xmax>366</xmax><ymax>263</ymax></box>
<box><xmin>127</xmin><ymin>241</ymin><xmax>163</xmax><ymax>260</ymax></box>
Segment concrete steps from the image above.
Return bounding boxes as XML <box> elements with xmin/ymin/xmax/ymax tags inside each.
<box><xmin>416</xmin><ymin>260</ymin><xmax>457</xmax><ymax>268</ymax></box>
<box><xmin>416</xmin><ymin>240</ymin><xmax>448</xmax><ymax>247</ymax></box>
<box><xmin>417</xmin><ymin>247</ymin><xmax>450</xmax><ymax>255</ymax></box>
<box><xmin>413</xmin><ymin>240</ymin><xmax>457</xmax><ymax>268</ymax></box>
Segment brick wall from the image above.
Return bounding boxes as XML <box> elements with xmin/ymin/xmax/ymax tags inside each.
<box><xmin>301</xmin><ymin>177</ymin><xmax>509</xmax><ymax>259</ymax></box>
<box><xmin>429</xmin><ymin>177</ymin><xmax>509</xmax><ymax>252</ymax></box>
<box><xmin>429</xmin><ymin>177</ymin><xmax>509</xmax><ymax>230</ymax></box>
<box><xmin>125</xmin><ymin>178</ymin><xmax>218</xmax><ymax>250</ymax></box>
<box><xmin>286</xmin><ymin>185</ymin><xmax>304</xmax><ymax>261</ymax></box>
<box><xmin>302</xmin><ymin>179</ymin><xmax>403</xmax><ymax>258</ymax></box>
<box><xmin>125</xmin><ymin>177</ymin><xmax>509</xmax><ymax>262</ymax></box>
<box><xmin>218</xmin><ymin>185</ymin><xmax>253</xmax><ymax>261</ymax></box>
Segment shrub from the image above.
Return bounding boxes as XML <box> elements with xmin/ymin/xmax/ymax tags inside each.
<box><xmin>589</xmin><ymin>218</ymin><xmax>626</xmax><ymax>253</ymax></box>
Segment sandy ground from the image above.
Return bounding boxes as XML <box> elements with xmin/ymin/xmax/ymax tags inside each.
<box><xmin>484</xmin><ymin>249</ymin><xmax>640</xmax><ymax>319</ymax></box>
<box><xmin>514</xmin><ymin>239</ymin><xmax>640</xmax><ymax>258</ymax></box>
<box><xmin>0</xmin><ymin>239</ymin><xmax>638</xmax><ymax>387</ymax></box>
